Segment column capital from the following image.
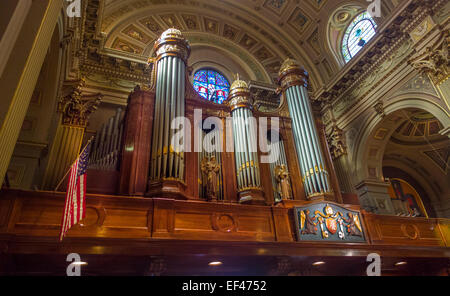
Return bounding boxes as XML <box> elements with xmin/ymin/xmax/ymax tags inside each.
<box><xmin>154</xmin><ymin>28</ymin><xmax>191</xmax><ymax>63</ymax></box>
<box><xmin>409</xmin><ymin>30</ymin><xmax>449</xmax><ymax>85</ymax></box>
<box><xmin>58</xmin><ymin>79</ymin><xmax>102</xmax><ymax>127</ymax></box>
<box><xmin>278</xmin><ymin>58</ymin><xmax>308</xmax><ymax>90</ymax></box>
<box><xmin>327</xmin><ymin>125</ymin><xmax>347</xmax><ymax>160</ymax></box>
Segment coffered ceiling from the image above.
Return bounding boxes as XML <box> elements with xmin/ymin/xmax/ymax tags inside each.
<box><xmin>97</xmin><ymin>0</ymin><xmax>348</xmax><ymax>87</ymax></box>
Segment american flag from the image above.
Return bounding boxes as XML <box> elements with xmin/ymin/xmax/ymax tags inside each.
<box><xmin>59</xmin><ymin>141</ymin><xmax>91</xmax><ymax>241</ymax></box>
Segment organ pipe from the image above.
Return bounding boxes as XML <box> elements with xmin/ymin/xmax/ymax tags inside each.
<box><xmin>150</xmin><ymin>28</ymin><xmax>190</xmax><ymax>181</ymax></box>
<box><xmin>228</xmin><ymin>77</ymin><xmax>262</xmax><ymax>192</ymax></box>
<box><xmin>278</xmin><ymin>59</ymin><xmax>331</xmax><ymax>197</ymax></box>
<box><xmin>89</xmin><ymin>108</ymin><xmax>123</xmax><ymax>171</ymax></box>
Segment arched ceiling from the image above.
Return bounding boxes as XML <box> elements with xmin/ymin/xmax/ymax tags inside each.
<box><xmin>390</xmin><ymin>109</ymin><xmax>447</xmax><ymax>145</ymax></box>
<box><xmin>99</xmin><ymin>0</ymin><xmax>336</xmax><ymax>86</ymax></box>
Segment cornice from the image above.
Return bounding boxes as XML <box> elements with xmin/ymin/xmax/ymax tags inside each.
<box><xmin>316</xmin><ymin>0</ymin><xmax>448</xmax><ymax>121</ymax></box>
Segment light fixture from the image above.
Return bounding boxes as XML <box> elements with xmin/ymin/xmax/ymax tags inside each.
<box><xmin>395</xmin><ymin>261</ymin><xmax>407</xmax><ymax>266</ymax></box>
<box><xmin>312</xmin><ymin>261</ymin><xmax>326</xmax><ymax>266</ymax></box>
<box><xmin>72</xmin><ymin>261</ymin><xmax>88</xmax><ymax>266</ymax></box>
<box><xmin>208</xmin><ymin>261</ymin><xmax>223</xmax><ymax>266</ymax></box>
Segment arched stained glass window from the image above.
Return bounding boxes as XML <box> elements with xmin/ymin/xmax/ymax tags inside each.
<box><xmin>342</xmin><ymin>11</ymin><xmax>377</xmax><ymax>63</ymax></box>
<box><xmin>193</xmin><ymin>69</ymin><xmax>230</xmax><ymax>104</ymax></box>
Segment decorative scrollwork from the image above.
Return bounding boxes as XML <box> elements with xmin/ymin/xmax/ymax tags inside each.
<box><xmin>327</xmin><ymin>125</ymin><xmax>347</xmax><ymax>160</ymax></box>
<box><xmin>410</xmin><ymin>30</ymin><xmax>449</xmax><ymax>85</ymax></box>
<box><xmin>58</xmin><ymin>79</ymin><xmax>102</xmax><ymax>127</ymax></box>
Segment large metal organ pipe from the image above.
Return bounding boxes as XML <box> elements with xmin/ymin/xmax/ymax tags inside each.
<box><xmin>278</xmin><ymin>59</ymin><xmax>331</xmax><ymax>197</ymax></box>
<box><xmin>228</xmin><ymin>77</ymin><xmax>264</xmax><ymax>203</ymax></box>
<box><xmin>150</xmin><ymin>29</ymin><xmax>190</xmax><ymax>181</ymax></box>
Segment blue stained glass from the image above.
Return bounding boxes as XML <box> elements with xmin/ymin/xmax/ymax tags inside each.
<box><xmin>194</xmin><ymin>70</ymin><xmax>207</xmax><ymax>83</ymax></box>
<box><xmin>208</xmin><ymin>84</ymin><xmax>216</xmax><ymax>100</ymax></box>
<box><xmin>193</xmin><ymin>69</ymin><xmax>230</xmax><ymax>104</ymax></box>
<box><xmin>208</xmin><ymin>72</ymin><xmax>216</xmax><ymax>85</ymax></box>
<box><xmin>341</xmin><ymin>11</ymin><xmax>377</xmax><ymax>63</ymax></box>
<box><xmin>216</xmin><ymin>86</ymin><xmax>229</xmax><ymax>104</ymax></box>
<box><xmin>194</xmin><ymin>82</ymin><xmax>208</xmax><ymax>99</ymax></box>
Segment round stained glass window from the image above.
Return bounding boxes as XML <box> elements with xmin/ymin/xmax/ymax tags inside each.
<box><xmin>342</xmin><ymin>11</ymin><xmax>377</xmax><ymax>63</ymax></box>
<box><xmin>193</xmin><ymin>69</ymin><xmax>230</xmax><ymax>104</ymax></box>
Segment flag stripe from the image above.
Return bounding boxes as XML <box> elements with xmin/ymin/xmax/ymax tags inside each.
<box><xmin>60</xmin><ymin>163</ymin><xmax>77</xmax><ymax>240</ymax></box>
<box><xmin>59</xmin><ymin>142</ymin><xmax>91</xmax><ymax>241</ymax></box>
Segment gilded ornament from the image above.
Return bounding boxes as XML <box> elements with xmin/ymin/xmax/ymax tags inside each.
<box><xmin>227</xmin><ymin>74</ymin><xmax>252</xmax><ymax>110</ymax></box>
<box><xmin>278</xmin><ymin>58</ymin><xmax>308</xmax><ymax>90</ymax></box>
<box><xmin>153</xmin><ymin>28</ymin><xmax>191</xmax><ymax>63</ymax></box>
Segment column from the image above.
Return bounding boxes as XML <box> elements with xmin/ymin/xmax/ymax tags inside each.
<box><xmin>410</xmin><ymin>29</ymin><xmax>449</xmax><ymax>113</ymax></box>
<box><xmin>147</xmin><ymin>29</ymin><xmax>190</xmax><ymax>198</ymax></box>
<box><xmin>228</xmin><ymin>77</ymin><xmax>265</xmax><ymax>204</ymax></box>
<box><xmin>278</xmin><ymin>59</ymin><xmax>331</xmax><ymax>200</ymax></box>
<box><xmin>327</xmin><ymin>125</ymin><xmax>355</xmax><ymax>194</ymax></box>
<box><xmin>0</xmin><ymin>0</ymin><xmax>62</xmax><ymax>186</ymax></box>
<box><xmin>41</xmin><ymin>79</ymin><xmax>102</xmax><ymax>190</ymax></box>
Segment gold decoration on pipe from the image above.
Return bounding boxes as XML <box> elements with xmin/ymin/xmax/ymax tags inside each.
<box><xmin>226</xmin><ymin>73</ymin><xmax>252</xmax><ymax>111</ymax></box>
<box><xmin>278</xmin><ymin>58</ymin><xmax>309</xmax><ymax>90</ymax></box>
<box><xmin>153</xmin><ymin>28</ymin><xmax>191</xmax><ymax>63</ymax></box>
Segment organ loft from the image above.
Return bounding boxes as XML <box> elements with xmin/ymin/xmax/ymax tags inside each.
<box><xmin>0</xmin><ymin>0</ymin><xmax>449</xmax><ymax>275</ymax></box>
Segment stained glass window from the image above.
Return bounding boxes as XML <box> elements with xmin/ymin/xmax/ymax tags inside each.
<box><xmin>342</xmin><ymin>11</ymin><xmax>377</xmax><ymax>63</ymax></box>
<box><xmin>193</xmin><ymin>69</ymin><xmax>230</xmax><ymax>104</ymax></box>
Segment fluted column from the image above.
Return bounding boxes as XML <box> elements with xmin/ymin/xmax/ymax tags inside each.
<box><xmin>42</xmin><ymin>79</ymin><xmax>102</xmax><ymax>189</ymax></box>
<box><xmin>327</xmin><ymin>125</ymin><xmax>354</xmax><ymax>194</ymax></box>
<box><xmin>410</xmin><ymin>30</ymin><xmax>449</xmax><ymax>113</ymax></box>
<box><xmin>147</xmin><ymin>29</ymin><xmax>190</xmax><ymax>198</ymax></box>
<box><xmin>228</xmin><ymin>77</ymin><xmax>265</xmax><ymax>204</ymax></box>
<box><xmin>278</xmin><ymin>59</ymin><xmax>331</xmax><ymax>199</ymax></box>
<box><xmin>0</xmin><ymin>0</ymin><xmax>62</xmax><ymax>187</ymax></box>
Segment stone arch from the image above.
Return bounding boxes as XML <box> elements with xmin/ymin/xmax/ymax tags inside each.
<box><xmin>350</xmin><ymin>94</ymin><xmax>449</xmax><ymax>216</ymax></box>
<box><xmin>354</xmin><ymin>95</ymin><xmax>450</xmax><ymax>184</ymax></box>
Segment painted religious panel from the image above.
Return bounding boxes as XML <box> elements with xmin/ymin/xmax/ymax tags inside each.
<box><xmin>387</xmin><ymin>178</ymin><xmax>427</xmax><ymax>217</ymax></box>
<box><xmin>294</xmin><ymin>203</ymin><xmax>366</xmax><ymax>243</ymax></box>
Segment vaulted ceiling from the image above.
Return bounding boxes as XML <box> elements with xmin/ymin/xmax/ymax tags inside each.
<box><xmin>98</xmin><ymin>0</ymin><xmax>361</xmax><ymax>87</ymax></box>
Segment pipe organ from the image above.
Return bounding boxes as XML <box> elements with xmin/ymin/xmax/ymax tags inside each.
<box><xmin>150</xmin><ymin>29</ymin><xmax>189</xmax><ymax>183</ymax></box>
<box><xmin>228</xmin><ymin>78</ymin><xmax>265</xmax><ymax>204</ymax></box>
<box><xmin>278</xmin><ymin>59</ymin><xmax>332</xmax><ymax>199</ymax></box>
<box><xmin>83</xmin><ymin>29</ymin><xmax>340</xmax><ymax>204</ymax></box>
<box><xmin>89</xmin><ymin>108</ymin><xmax>124</xmax><ymax>171</ymax></box>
